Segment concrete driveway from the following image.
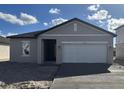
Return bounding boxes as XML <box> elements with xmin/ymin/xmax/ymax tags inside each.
<box><xmin>51</xmin><ymin>63</ymin><xmax>124</xmax><ymax>89</ymax></box>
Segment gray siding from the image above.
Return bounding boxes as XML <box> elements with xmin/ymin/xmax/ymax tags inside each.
<box><xmin>37</xmin><ymin>20</ymin><xmax>113</xmax><ymax>64</ymax></box>
<box><xmin>10</xmin><ymin>38</ymin><xmax>37</xmax><ymax>63</ymax></box>
<box><xmin>10</xmin><ymin>20</ymin><xmax>113</xmax><ymax>64</ymax></box>
<box><xmin>43</xmin><ymin>20</ymin><xmax>109</xmax><ymax>35</ymax></box>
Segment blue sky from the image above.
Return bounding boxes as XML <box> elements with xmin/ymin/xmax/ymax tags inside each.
<box><xmin>0</xmin><ymin>4</ymin><xmax>124</xmax><ymax>37</ymax></box>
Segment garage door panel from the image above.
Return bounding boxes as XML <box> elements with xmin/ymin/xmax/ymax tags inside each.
<box><xmin>62</xmin><ymin>45</ymin><xmax>77</xmax><ymax>62</ymax></box>
<box><xmin>62</xmin><ymin>44</ymin><xmax>107</xmax><ymax>63</ymax></box>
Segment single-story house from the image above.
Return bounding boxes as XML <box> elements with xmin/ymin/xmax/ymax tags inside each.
<box><xmin>115</xmin><ymin>25</ymin><xmax>124</xmax><ymax>60</ymax></box>
<box><xmin>8</xmin><ymin>18</ymin><xmax>116</xmax><ymax>64</ymax></box>
<box><xmin>0</xmin><ymin>36</ymin><xmax>10</xmax><ymax>61</ymax></box>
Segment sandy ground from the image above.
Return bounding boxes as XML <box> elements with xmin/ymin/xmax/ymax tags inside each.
<box><xmin>0</xmin><ymin>62</ymin><xmax>58</xmax><ymax>89</ymax></box>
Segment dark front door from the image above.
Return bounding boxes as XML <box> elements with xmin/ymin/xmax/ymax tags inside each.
<box><xmin>44</xmin><ymin>39</ymin><xmax>56</xmax><ymax>62</ymax></box>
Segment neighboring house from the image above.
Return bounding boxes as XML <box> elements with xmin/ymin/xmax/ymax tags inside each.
<box><xmin>115</xmin><ymin>25</ymin><xmax>124</xmax><ymax>60</ymax></box>
<box><xmin>8</xmin><ymin>18</ymin><xmax>116</xmax><ymax>64</ymax></box>
<box><xmin>0</xmin><ymin>36</ymin><xmax>10</xmax><ymax>61</ymax></box>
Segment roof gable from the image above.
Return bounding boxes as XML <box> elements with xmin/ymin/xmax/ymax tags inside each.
<box><xmin>40</xmin><ymin>20</ymin><xmax>110</xmax><ymax>35</ymax></box>
<box><xmin>7</xmin><ymin>18</ymin><xmax>116</xmax><ymax>38</ymax></box>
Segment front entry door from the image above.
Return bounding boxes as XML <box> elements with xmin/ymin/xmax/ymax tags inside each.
<box><xmin>44</xmin><ymin>39</ymin><xmax>56</xmax><ymax>62</ymax></box>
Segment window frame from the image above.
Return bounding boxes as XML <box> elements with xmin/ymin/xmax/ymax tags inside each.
<box><xmin>21</xmin><ymin>41</ymin><xmax>31</xmax><ymax>57</ymax></box>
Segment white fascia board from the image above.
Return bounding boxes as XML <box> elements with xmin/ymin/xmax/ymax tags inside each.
<box><xmin>61</xmin><ymin>41</ymin><xmax>108</xmax><ymax>44</ymax></box>
<box><xmin>42</xmin><ymin>34</ymin><xmax>109</xmax><ymax>37</ymax></box>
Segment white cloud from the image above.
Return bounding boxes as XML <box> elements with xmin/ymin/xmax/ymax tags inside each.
<box><xmin>6</xmin><ymin>32</ymin><xmax>18</xmax><ymax>36</ymax></box>
<box><xmin>51</xmin><ymin>17</ymin><xmax>68</xmax><ymax>26</ymax></box>
<box><xmin>88</xmin><ymin>10</ymin><xmax>110</xmax><ymax>21</ymax></box>
<box><xmin>98</xmin><ymin>20</ymin><xmax>106</xmax><ymax>27</ymax></box>
<box><xmin>88</xmin><ymin>4</ymin><xmax>100</xmax><ymax>11</ymax></box>
<box><xmin>108</xmin><ymin>15</ymin><xmax>112</xmax><ymax>19</ymax></box>
<box><xmin>0</xmin><ymin>12</ymin><xmax>24</xmax><ymax>25</ymax></box>
<box><xmin>0</xmin><ymin>12</ymin><xmax>38</xmax><ymax>26</ymax></box>
<box><xmin>0</xmin><ymin>30</ymin><xmax>6</xmax><ymax>37</ymax></box>
<box><xmin>43</xmin><ymin>17</ymin><xmax>68</xmax><ymax>27</ymax></box>
<box><xmin>0</xmin><ymin>30</ymin><xmax>18</xmax><ymax>37</ymax></box>
<box><xmin>107</xmin><ymin>18</ymin><xmax>124</xmax><ymax>32</ymax></box>
<box><xmin>20</xmin><ymin>13</ymin><xmax>38</xmax><ymax>25</ymax></box>
<box><xmin>43</xmin><ymin>22</ymin><xmax>48</xmax><ymax>26</ymax></box>
<box><xmin>87</xmin><ymin>5</ymin><xmax>124</xmax><ymax>32</ymax></box>
<box><xmin>49</xmin><ymin>8</ymin><xmax>60</xmax><ymax>14</ymax></box>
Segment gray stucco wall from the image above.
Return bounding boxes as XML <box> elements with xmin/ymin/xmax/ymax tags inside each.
<box><xmin>38</xmin><ymin>36</ymin><xmax>113</xmax><ymax>64</ymax></box>
<box><xmin>37</xmin><ymin>20</ymin><xmax>113</xmax><ymax>64</ymax></box>
<box><xmin>10</xmin><ymin>20</ymin><xmax>113</xmax><ymax>64</ymax></box>
<box><xmin>10</xmin><ymin>38</ymin><xmax>37</xmax><ymax>63</ymax></box>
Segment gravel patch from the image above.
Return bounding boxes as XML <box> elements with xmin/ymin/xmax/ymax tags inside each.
<box><xmin>0</xmin><ymin>81</ymin><xmax>52</xmax><ymax>89</ymax></box>
<box><xmin>0</xmin><ymin>62</ymin><xmax>58</xmax><ymax>89</ymax></box>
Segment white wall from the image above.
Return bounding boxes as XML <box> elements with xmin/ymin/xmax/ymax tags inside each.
<box><xmin>116</xmin><ymin>27</ymin><xmax>124</xmax><ymax>59</ymax></box>
<box><xmin>0</xmin><ymin>44</ymin><xmax>10</xmax><ymax>60</ymax></box>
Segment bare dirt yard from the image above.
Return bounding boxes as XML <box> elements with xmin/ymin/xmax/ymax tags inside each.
<box><xmin>0</xmin><ymin>61</ymin><xmax>58</xmax><ymax>89</ymax></box>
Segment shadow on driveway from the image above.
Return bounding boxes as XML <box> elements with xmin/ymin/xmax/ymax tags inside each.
<box><xmin>0</xmin><ymin>62</ymin><xmax>111</xmax><ymax>85</ymax></box>
<box><xmin>55</xmin><ymin>63</ymin><xmax>111</xmax><ymax>78</ymax></box>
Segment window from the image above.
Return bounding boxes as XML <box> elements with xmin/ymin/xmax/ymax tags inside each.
<box><xmin>22</xmin><ymin>41</ymin><xmax>30</xmax><ymax>56</ymax></box>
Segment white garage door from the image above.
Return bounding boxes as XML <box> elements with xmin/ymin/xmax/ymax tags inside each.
<box><xmin>62</xmin><ymin>42</ymin><xmax>107</xmax><ymax>63</ymax></box>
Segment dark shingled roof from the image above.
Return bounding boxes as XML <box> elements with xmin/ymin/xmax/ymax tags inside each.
<box><xmin>7</xmin><ymin>18</ymin><xmax>116</xmax><ymax>38</ymax></box>
<box><xmin>7</xmin><ymin>30</ymin><xmax>46</xmax><ymax>38</ymax></box>
<box><xmin>0</xmin><ymin>36</ymin><xmax>10</xmax><ymax>44</ymax></box>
